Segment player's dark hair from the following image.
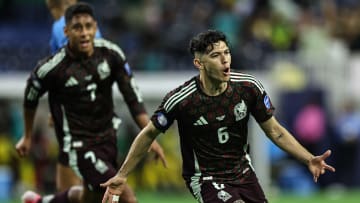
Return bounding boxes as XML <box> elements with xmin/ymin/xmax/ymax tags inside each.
<box><xmin>189</xmin><ymin>30</ymin><xmax>229</xmax><ymax>56</ymax></box>
<box><xmin>65</xmin><ymin>2</ymin><xmax>95</xmax><ymax>24</ymax></box>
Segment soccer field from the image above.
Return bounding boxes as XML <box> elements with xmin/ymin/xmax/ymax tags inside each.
<box><xmin>269</xmin><ymin>190</ymin><xmax>360</xmax><ymax>203</ymax></box>
<box><xmin>7</xmin><ymin>189</ymin><xmax>360</xmax><ymax>203</ymax></box>
<box><xmin>135</xmin><ymin>190</ymin><xmax>360</xmax><ymax>203</ymax></box>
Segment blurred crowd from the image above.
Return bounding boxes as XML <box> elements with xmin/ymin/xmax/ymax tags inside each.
<box><xmin>0</xmin><ymin>0</ymin><xmax>360</xmax><ymax>71</ymax></box>
<box><xmin>1</xmin><ymin>0</ymin><xmax>360</xmax><ymax>201</ymax></box>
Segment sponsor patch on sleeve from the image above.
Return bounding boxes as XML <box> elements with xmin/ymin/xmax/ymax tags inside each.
<box><xmin>264</xmin><ymin>95</ymin><xmax>271</xmax><ymax>109</ymax></box>
<box><xmin>124</xmin><ymin>62</ymin><xmax>132</xmax><ymax>76</ymax></box>
<box><xmin>157</xmin><ymin>112</ymin><xmax>168</xmax><ymax>127</ymax></box>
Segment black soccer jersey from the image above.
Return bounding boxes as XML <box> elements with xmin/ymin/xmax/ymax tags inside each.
<box><xmin>24</xmin><ymin>39</ymin><xmax>146</xmax><ymax>150</ymax></box>
<box><xmin>151</xmin><ymin>70</ymin><xmax>275</xmax><ymax>184</ymax></box>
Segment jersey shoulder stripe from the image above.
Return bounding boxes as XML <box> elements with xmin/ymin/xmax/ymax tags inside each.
<box><xmin>36</xmin><ymin>48</ymin><xmax>66</xmax><ymax>78</ymax></box>
<box><xmin>230</xmin><ymin>71</ymin><xmax>265</xmax><ymax>93</ymax></box>
<box><xmin>94</xmin><ymin>38</ymin><xmax>126</xmax><ymax>60</ymax></box>
<box><xmin>164</xmin><ymin>80</ymin><xmax>197</xmax><ymax>112</ymax></box>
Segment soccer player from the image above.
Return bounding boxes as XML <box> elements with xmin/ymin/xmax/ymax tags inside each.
<box><xmin>46</xmin><ymin>0</ymin><xmax>103</xmax><ymax>193</ymax></box>
<box><xmin>46</xmin><ymin>0</ymin><xmax>102</xmax><ymax>54</ymax></box>
<box><xmin>100</xmin><ymin>30</ymin><xmax>335</xmax><ymax>203</ymax></box>
<box><xmin>16</xmin><ymin>2</ymin><xmax>167</xmax><ymax>203</ymax></box>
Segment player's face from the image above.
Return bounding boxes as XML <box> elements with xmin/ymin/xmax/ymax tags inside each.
<box><xmin>199</xmin><ymin>41</ymin><xmax>231</xmax><ymax>83</ymax></box>
<box><xmin>65</xmin><ymin>14</ymin><xmax>97</xmax><ymax>56</ymax></box>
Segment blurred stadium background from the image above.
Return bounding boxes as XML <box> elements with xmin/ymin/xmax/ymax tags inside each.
<box><xmin>1</xmin><ymin>0</ymin><xmax>360</xmax><ymax>202</ymax></box>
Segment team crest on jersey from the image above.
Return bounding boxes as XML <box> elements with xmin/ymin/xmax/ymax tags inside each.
<box><xmin>234</xmin><ymin>100</ymin><xmax>247</xmax><ymax>121</ymax></box>
<box><xmin>157</xmin><ymin>112</ymin><xmax>168</xmax><ymax>127</ymax></box>
<box><xmin>97</xmin><ymin>60</ymin><xmax>110</xmax><ymax>80</ymax></box>
<box><xmin>217</xmin><ymin>190</ymin><xmax>232</xmax><ymax>202</ymax></box>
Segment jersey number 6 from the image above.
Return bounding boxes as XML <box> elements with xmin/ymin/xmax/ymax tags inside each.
<box><xmin>217</xmin><ymin>127</ymin><xmax>229</xmax><ymax>144</ymax></box>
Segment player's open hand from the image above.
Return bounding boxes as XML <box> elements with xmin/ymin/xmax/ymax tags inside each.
<box><xmin>148</xmin><ymin>140</ymin><xmax>168</xmax><ymax>168</ymax></box>
<box><xmin>15</xmin><ymin>135</ymin><xmax>32</xmax><ymax>157</ymax></box>
<box><xmin>100</xmin><ymin>175</ymin><xmax>127</xmax><ymax>203</ymax></box>
<box><xmin>308</xmin><ymin>150</ymin><xmax>336</xmax><ymax>182</ymax></box>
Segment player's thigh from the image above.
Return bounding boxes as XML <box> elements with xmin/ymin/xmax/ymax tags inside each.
<box><xmin>74</xmin><ymin>151</ymin><xmax>115</xmax><ymax>186</ymax></box>
<box><xmin>67</xmin><ymin>185</ymin><xmax>83</xmax><ymax>203</ymax></box>
<box><xmin>56</xmin><ymin>162</ymin><xmax>82</xmax><ymax>192</ymax></box>
<box><xmin>73</xmin><ymin>138</ymin><xmax>137</xmax><ymax>202</ymax></box>
<box><xmin>73</xmin><ymin>139</ymin><xmax>121</xmax><ymax>190</ymax></box>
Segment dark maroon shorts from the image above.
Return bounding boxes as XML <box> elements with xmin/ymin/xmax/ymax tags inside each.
<box><xmin>68</xmin><ymin>136</ymin><xmax>119</xmax><ymax>192</ymax></box>
<box><xmin>57</xmin><ymin>132</ymin><xmax>116</xmax><ymax>167</ymax></box>
<box><xmin>186</xmin><ymin>171</ymin><xmax>268</xmax><ymax>203</ymax></box>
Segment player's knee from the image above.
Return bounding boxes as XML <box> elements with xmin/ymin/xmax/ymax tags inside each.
<box><xmin>67</xmin><ymin>185</ymin><xmax>83</xmax><ymax>203</ymax></box>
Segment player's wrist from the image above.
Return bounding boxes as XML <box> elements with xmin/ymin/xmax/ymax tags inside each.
<box><xmin>306</xmin><ymin>155</ymin><xmax>315</xmax><ymax>165</ymax></box>
<box><xmin>116</xmin><ymin>170</ymin><xmax>128</xmax><ymax>179</ymax></box>
<box><xmin>24</xmin><ymin>133</ymin><xmax>32</xmax><ymax>139</ymax></box>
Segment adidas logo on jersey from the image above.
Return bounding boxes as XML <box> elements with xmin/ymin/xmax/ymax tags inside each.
<box><xmin>65</xmin><ymin>76</ymin><xmax>79</xmax><ymax>87</ymax></box>
<box><xmin>193</xmin><ymin>116</ymin><xmax>208</xmax><ymax>126</ymax></box>
<box><xmin>216</xmin><ymin>115</ymin><xmax>225</xmax><ymax>121</ymax></box>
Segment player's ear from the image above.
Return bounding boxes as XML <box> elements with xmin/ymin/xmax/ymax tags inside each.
<box><xmin>94</xmin><ymin>21</ymin><xmax>98</xmax><ymax>31</ymax></box>
<box><xmin>193</xmin><ymin>58</ymin><xmax>203</xmax><ymax>70</ymax></box>
<box><xmin>64</xmin><ymin>26</ymin><xmax>69</xmax><ymax>38</ymax></box>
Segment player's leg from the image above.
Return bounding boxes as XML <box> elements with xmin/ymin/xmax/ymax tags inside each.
<box><xmin>67</xmin><ymin>185</ymin><xmax>83</xmax><ymax>202</ymax></box>
<box><xmin>56</xmin><ymin>162</ymin><xmax>82</xmax><ymax>192</ymax></box>
<box><xmin>52</xmin><ymin>113</ymin><xmax>82</xmax><ymax>192</ymax></box>
<box><xmin>76</xmin><ymin>135</ymin><xmax>138</xmax><ymax>203</ymax></box>
<box><xmin>21</xmin><ymin>185</ymin><xmax>83</xmax><ymax>203</ymax></box>
<box><xmin>22</xmin><ymin>151</ymin><xmax>84</xmax><ymax>203</ymax></box>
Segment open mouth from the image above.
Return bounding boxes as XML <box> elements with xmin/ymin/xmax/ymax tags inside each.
<box><xmin>223</xmin><ymin>68</ymin><xmax>230</xmax><ymax>75</ymax></box>
<box><xmin>80</xmin><ymin>40</ymin><xmax>91</xmax><ymax>48</ymax></box>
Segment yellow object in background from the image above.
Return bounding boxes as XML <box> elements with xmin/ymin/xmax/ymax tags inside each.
<box><xmin>271</xmin><ymin>60</ymin><xmax>307</xmax><ymax>91</ymax></box>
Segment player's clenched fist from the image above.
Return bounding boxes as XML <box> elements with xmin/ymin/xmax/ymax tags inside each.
<box><xmin>15</xmin><ymin>136</ymin><xmax>32</xmax><ymax>157</ymax></box>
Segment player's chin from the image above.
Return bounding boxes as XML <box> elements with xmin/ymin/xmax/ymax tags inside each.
<box><xmin>77</xmin><ymin>46</ymin><xmax>93</xmax><ymax>55</ymax></box>
<box><xmin>222</xmin><ymin>74</ymin><xmax>230</xmax><ymax>82</ymax></box>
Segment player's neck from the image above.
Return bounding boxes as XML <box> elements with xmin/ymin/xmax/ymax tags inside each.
<box><xmin>199</xmin><ymin>75</ymin><xmax>227</xmax><ymax>96</ymax></box>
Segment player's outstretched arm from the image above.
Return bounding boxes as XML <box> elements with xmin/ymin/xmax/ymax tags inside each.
<box><xmin>134</xmin><ymin>113</ymin><xmax>167</xmax><ymax>168</ymax></box>
<box><xmin>100</xmin><ymin>122</ymin><xmax>164</xmax><ymax>202</ymax></box>
<box><xmin>259</xmin><ymin>116</ymin><xmax>335</xmax><ymax>182</ymax></box>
